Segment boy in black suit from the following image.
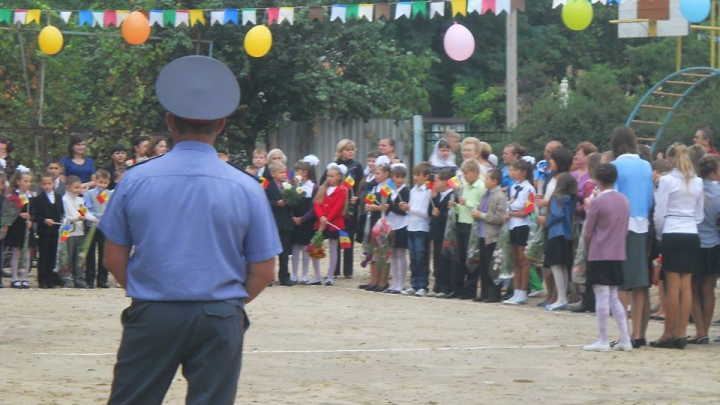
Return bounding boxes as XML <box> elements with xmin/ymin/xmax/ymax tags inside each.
<box><xmin>265</xmin><ymin>162</ymin><xmax>294</xmax><ymax>286</ymax></box>
<box><xmin>32</xmin><ymin>172</ymin><xmax>65</xmax><ymax>288</ymax></box>
<box><xmin>428</xmin><ymin>168</ymin><xmax>456</xmax><ymax>298</ymax></box>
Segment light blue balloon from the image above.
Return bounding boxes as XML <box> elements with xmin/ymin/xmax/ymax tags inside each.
<box><xmin>680</xmin><ymin>0</ymin><xmax>711</xmax><ymax>23</ymax></box>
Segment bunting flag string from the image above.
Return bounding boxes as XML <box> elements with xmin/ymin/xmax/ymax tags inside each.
<box><xmin>0</xmin><ymin>1</ymin><xmax>531</xmax><ymax>29</ymax></box>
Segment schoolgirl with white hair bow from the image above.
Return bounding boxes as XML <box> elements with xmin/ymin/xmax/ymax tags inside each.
<box><xmin>290</xmin><ymin>155</ymin><xmax>322</xmax><ymax>285</ymax></box>
<box><xmin>313</xmin><ymin>162</ymin><xmax>349</xmax><ymax>286</ymax></box>
<box><xmin>5</xmin><ymin>166</ymin><xmax>35</xmax><ymax>289</ymax></box>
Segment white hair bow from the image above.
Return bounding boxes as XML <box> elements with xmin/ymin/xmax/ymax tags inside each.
<box><xmin>390</xmin><ymin>162</ymin><xmax>407</xmax><ymax>169</ymax></box>
<box><xmin>327</xmin><ymin>162</ymin><xmax>348</xmax><ymax>176</ymax></box>
<box><xmin>375</xmin><ymin>155</ymin><xmax>391</xmax><ymax>167</ymax></box>
<box><xmin>0</xmin><ymin>159</ymin><xmax>6</xmax><ymax>169</ymax></box>
<box><xmin>16</xmin><ymin>165</ymin><xmax>30</xmax><ymax>174</ymax></box>
<box><xmin>521</xmin><ymin>156</ymin><xmax>536</xmax><ymax>166</ymax></box>
<box><xmin>302</xmin><ymin>154</ymin><xmax>320</xmax><ymax>167</ymax></box>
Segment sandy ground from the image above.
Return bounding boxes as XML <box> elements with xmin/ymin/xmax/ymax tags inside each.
<box><xmin>1</xmin><ymin>260</ymin><xmax>720</xmax><ymax>405</ymax></box>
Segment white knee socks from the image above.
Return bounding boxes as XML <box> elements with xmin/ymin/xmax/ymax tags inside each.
<box><xmin>11</xmin><ymin>248</ymin><xmax>28</xmax><ymax>282</ymax></box>
<box><xmin>550</xmin><ymin>265</ymin><xmax>568</xmax><ymax>308</ymax></box>
<box><xmin>391</xmin><ymin>249</ymin><xmax>407</xmax><ymax>291</ymax></box>
<box><xmin>609</xmin><ymin>286</ymin><xmax>631</xmax><ymax>345</ymax></box>
<box><xmin>291</xmin><ymin>245</ymin><xmax>302</xmax><ymax>281</ymax></box>
<box><xmin>593</xmin><ymin>285</ymin><xmax>631</xmax><ymax>345</ymax></box>
<box><xmin>327</xmin><ymin>240</ymin><xmax>339</xmax><ymax>281</ymax></box>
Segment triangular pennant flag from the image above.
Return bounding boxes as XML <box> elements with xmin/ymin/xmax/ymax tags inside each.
<box><xmin>330</xmin><ymin>5</ymin><xmax>346</xmax><ymax>22</ymax></box>
<box><xmin>358</xmin><ymin>4</ymin><xmax>374</xmax><ymax>21</ymax></box>
<box><xmin>116</xmin><ymin>10</ymin><xmax>129</xmax><ymax>25</ymax></box>
<box><xmin>451</xmin><ymin>0</ymin><xmax>467</xmax><ymax>17</ymax></box>
<box><xmin>346</xmin><ymin>4</ymin><xmax>359</xmax><ymax>20</ymax></box>
<box><xmin>552</xmin><ymin>0</ymin><xmax>566</xmax><ymax>8</ymax></box>
<box><xmin>189</xmin><ymin>10</ymin><xmax>205</xmax><ymax>26</ymax></box>
<box><xmin>210</xmin><ymin>10</ymin><xmax>224</xmax><ymax>25</ymax></box>
<box><xmin>467</xmin><ymin>0</ymin><xmax>482</xmax><ymax>14</ymax></box>
<box><xmin>60</xmin><ymin>11</ymin><xmax>72</xmax><ymax>23</ymax></box>
<box><xmin>78</xmin><ymin>10</ymin><xmax>92</xmax><ymax>26</ymax></box>
<box><xmin>511</xmin><ymin>0</ymin><xmax>525</xmax><ymax>12</ymax></box>
<box><xmin>223</xmin><ymin>9</ymin><xmax>238</xmax><ymax>25</ymax></box>
<box><xmin>267</xmin><ymin>8</ymin><xmax>280</xmax><ymax>24</ymax></box>
<box><xmin>92</xmin><ymin>11</ymin><xmax>104</xmax><ymax>27</ymax></box>
<box><xmin>175</xmin><ymin>10</ymin><xmax>189</xmax><ymax>27</ymax></box>
<box><xmin>496</xmin><ymin>0</ymin><xmax>511</xmax><ymax>14</ymax></box>
<box><xmin>412</xmin><ymin>1</ymin><xmax>428</xmax><ymax>18</ymax></box>
<box><xmin>482</xmin><ymin>0</ymin><xmax>496</xmax><ymax>14</ymax></box>
<box><xmin>163</xmin><ymin>10</ymin><xmax>175</xmax><ymax>26</ymax></box>
<box><xmin>279</xmin><ymin>7</ymin><xmax>294</xmax><ymax>24</ymax></box>
<box><xmin>395</xmin><ymin>2</ymin><xmax>412</xmax><ymax>19</ymax></box>
<box><xmin>242</xmin><ymin>9</ymin><xmax>256</xmax><ymax>25</ymax></box>
<box><xmin>0</xmin><ymin>9</ymin><xmax>12</xmax><ymax>25</ymax></box>
<box><xmin>429</xmin><ymin>2</ymin><xmax>445</xmax><ymax>17</ymax></box>
<box><xmin>375</xmin><ymin>3</ymin><xmax>391</xmax><ymax>20</ymax></box>
<box><xmin>26</xmin><ymin>9</ymin><xmax>41</xmax><ymax>25</ymax></box>
<box><xmin>149</xmin><ymin>10</ymin><xmax>163</xmax><ymax>27</ymax></box>
<box><xmin>14</xmin><ymin>10</ymin><xmax>27</xmax><ymax>25</ymax></box>
<box><xmin>104</xmin><ymin>10</ymin><xmax>117</xmax><ymax>27</ymax></box>
<box><xmin>309</xmin><ymin>7</ymin><xmax>325</xmax><ymax>23</ymax></box>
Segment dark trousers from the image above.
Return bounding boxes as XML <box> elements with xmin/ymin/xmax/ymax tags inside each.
<box><xmin>85</xmin><ymin>229</ymin><xmax>107</xmax><ymax>287</ymax></box>
<box><xmin>334</xmin><ymin>218</ymin><xmax>356</xmax><ymax>277</ymax></box>
<box><xmin>38</xmin><ymin>235</ymin><xmax>62</xmax><ymax>287</ymax></box>
<box><xmin>278</xmin><ymin>231</ymin><xmax>292</xmax><ymax>283</ymax></box>
<box><xmin>408</xmin><ymin>231</ymin><xmax>430</xmax><ymax>290</ymax></box>
<box><xmin>432</xmin><ymin>239</ymin><xmax>452</xmax><ymax>294</ymax></box>
<box><xmin>109</xmin><ymin>301</ymin><xmax>245</xmax><ymax>405</ymax></box>
<box><xmin>478</xmin><ymin>238</ymin><xmax>498</xmax><ymax>299</ymax></box>
<box><xmin>451</xmin><ymin>223</ymin><xmax>478</xmax><ymax>298</ymax></box>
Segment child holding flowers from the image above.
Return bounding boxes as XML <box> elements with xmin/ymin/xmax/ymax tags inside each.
<box><xmin>292</xmin><ymin>155</ymin><xmax>321</xmax><ymax>285</ymax></box>
<box><xmin>313</xmin><ymin>163</ymin><xmax>348</xmax><ymax>286</ymax></box>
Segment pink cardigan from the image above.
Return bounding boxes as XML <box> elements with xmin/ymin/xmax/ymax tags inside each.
<box><xmin>583</xmin><ymin>190</ymin><xmax>630</xmax><ymax>262</ymax></box>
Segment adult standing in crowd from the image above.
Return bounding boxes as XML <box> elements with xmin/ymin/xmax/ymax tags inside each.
<box><xmin>61</xmin><ymin>135</ymin><xmax>96</xmax><ymax>190</ymax></box>
<box><xmin>611</xmin><ymin>127</ymin><xmax>654</xmax><ymax>349</ymax></box>
<box><xmin>146</xmin><ymin>135</ymin><xmax>170</xmax><ymax>158</ymax></box>
<box><xmin>0</xmin><ymin>136</ymin><xmax>17</xmax><ymax>177</ymax></box>
<box><xmin>572</xmin><ymin>141</ymin><xmax>599</xmax><ymax>203</ymax></box>
<box><xmin>321</xmin><ymin>139</ymin><xmax>363</xmax><ymax>278</ymax></box>
<box><xmin>501</xmin><ymin>142</ymin><xmax>524</xmax><ymax>190</ymax></box>
<box><xmin>105</xmin><ymin>144</ymin><xmax>127</xmax><ymax>190</ymax></box>
<box><xmin>378</xmin><ymin>137</ymin><xmax>401</xmax><ymax>163</ymax></box>
<box><xmin>101</xmin><ymin>55</ymin><xmax>280</xmax><ymax>404</ymax></box>
<box><xmin>694</xmin><ymin>128</ymin><xmax>720</xmax><ymax>156</ymax></box>
<box><xmin>126</xmin><ymin>136</ymin><xmax>149</xmax><ymax>166</ymax></box>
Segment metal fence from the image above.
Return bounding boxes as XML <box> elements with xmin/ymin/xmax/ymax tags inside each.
<box><xmin>277</xmin><ymin>118</ymin><xmax>412</xmax><ymax>168</ymax></box>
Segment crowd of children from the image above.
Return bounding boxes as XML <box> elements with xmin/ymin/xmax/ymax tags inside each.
<box><xmin>3</xmin><ymin>128</ymin><xmax>720</xmax><ymax>351</ymax></box>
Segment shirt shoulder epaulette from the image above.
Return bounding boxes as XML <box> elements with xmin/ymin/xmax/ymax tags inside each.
<box><xmin>225</xmin><ymin>161</ymin><xmax>258</xmax><ymax>181</ymax></box>
<box><xmin>125</xmin><ymin>154</ymin><xmax>165</xmax><ymax>169</ymax></box>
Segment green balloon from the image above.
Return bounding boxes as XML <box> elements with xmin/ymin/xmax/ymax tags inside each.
<box><xmin>562</xmin><ymin>0</ymin><xmax>594</xmax><ymax>31</ymax></box>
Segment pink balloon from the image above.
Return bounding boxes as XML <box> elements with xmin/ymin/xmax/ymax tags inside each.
<box><xmin>444</xmin><ymin>23</ymin><xmax>475</xmax><ymax>61</ymax></box>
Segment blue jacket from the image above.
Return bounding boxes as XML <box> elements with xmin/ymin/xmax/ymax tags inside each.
<box><xmin>546</xmin><ymin>195</ymin><xmax>574</xmax><ymax>240</ymax></box>
<box><xmin>612</xmin><ymin>155</ymin><xmax>653</xmax><ymax>219</ymax></box>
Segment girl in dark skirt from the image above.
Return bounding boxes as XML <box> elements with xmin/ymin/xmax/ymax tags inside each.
<box><xmin>582</xmin><ymin>163</ymin><xmax>632</xmax><ymax>352</ymax></box>
<box><xmin>291</xmin><ymin>156</ymin><xmax>320</xmax><ymax>285</ymax></box>
<box><xmin>361</xmin><ymin>158</ymin><xmax>391</xmax><ymax>291</ymax></box>
<box><xmin>386</xmin><ymin>164</ymin><xmax>410</xmax><ymax>293</ymax></box>
<box><xmin>652</xmin><ymin>145</ymin><xmax>704</xmax><ymax>349</ymax></box>
<box><xmin>5</xmin><ymin>169</ymin><xmax>35</xmax><ymax>289</ymax></box>
<box><xmin>543</xmin><ymin>173</ymin><xmax>577</xmax><ymax>311</ymax></box>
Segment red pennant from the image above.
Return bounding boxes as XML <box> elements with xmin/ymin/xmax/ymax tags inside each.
<box><xmin>267</xmin><ymin>7</ymin><xmax>280</xmax><ymax>24</ymax></box>
<box><xmin>482</xmin><ymin>0</ymin><xmax>496</xmax><ymax>14</ymax></box>
<box><xmin>104</xmin><ymin>10</ymin><xmax>117</xmax><ymax>27</ymax></box>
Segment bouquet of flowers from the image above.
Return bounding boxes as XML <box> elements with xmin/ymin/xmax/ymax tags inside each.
<box><xmin>371</xmin><ymin>215</ymin><xmax>394</xmax><ymax>275</ymax></box>
<box><xmin>498</xmin><ymin>224</ymin><xmax>514</xmax><ymax>280</ymax></box>
<box><xmin>0</xmin><ymin>194</ymin><xmax>24</xmax><ymax>239</ymax></box>
<box><xmin>466</xmin><ymin>219</ymin><xmax>481</xmax><ymax>273</ymax></box>
<box><xmin>525</xmin><ymin>218</ymin><xmax>545</xmax><ymax>267</ymax></box>
<box><xmin>306</xmin><ymin>229</ymin><xmax>326</xmax><ymax>259</ymax></box>
<box><xmin>280</xmin><ymin>178</ymin><xmax>303</xmax><ymax>206</ymax></box>
<box><xmin>442</xmin><ymin>206</ymin><xmax>458</xmax><ymax>258</ymax></box>
<box><xmin>361</xmin><ymin>212</ymin><xmax>374</xmax><ymax>268</ymax></box>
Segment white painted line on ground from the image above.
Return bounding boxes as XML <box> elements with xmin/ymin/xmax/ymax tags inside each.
<box><xmin>35</xmin><ymin>344</ymin><xmax>584</xmax><ymax>357</ymax></box>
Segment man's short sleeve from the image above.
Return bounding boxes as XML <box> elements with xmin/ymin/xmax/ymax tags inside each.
<box><xmin>97</xmin><ymin>181</ymin><xmax>132</xmax><ymax>246</ymax></box>
<box><xmin>243</xmin><ymin>189</ymin><xmax>283</xmax><ymax>263</ymax></box>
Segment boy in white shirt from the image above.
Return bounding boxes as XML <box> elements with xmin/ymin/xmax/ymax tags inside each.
<box><xmin>400</xmin><ymin>162</ymin><xmax>433</xmax><ymax>296</ymax></box>
<box><xmin>62</xmin><ymin>176</ymin><xmax>98</xmax><ymax>288</ymax></box>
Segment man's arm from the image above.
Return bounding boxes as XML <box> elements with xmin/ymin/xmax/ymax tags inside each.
<box><xmin>244</xmin><ymin>258</ymin><xmax>275</xmax><ymax>304</ymax></box>
<box><xmin>104</xmin><ymin>239</ymin><xmax>130</xmax><ymax>289</ymax></box>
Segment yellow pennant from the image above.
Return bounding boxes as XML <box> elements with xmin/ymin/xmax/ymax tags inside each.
<box><xmin>189</xmin><ymin>10</ymin><xmax>205</xmax><ymax>26</ymax></box>
<box><xmin>451</xmin><ymin>0</ymin><xmax>468</xmax><ymax>17</ymax></box>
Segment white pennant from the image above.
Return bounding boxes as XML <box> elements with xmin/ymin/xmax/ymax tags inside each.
<box><xmin>552</xmin><ymin>0</ymin><xmax>567</xmax><ymax>8</ymax></box>
<box><xmin>279</xmin><ymin>7</ymin><xmax>294</xmax><ymax>24</ymax></box>
<box><xmin>14</xmin><ymin>11</ymin><xmax>27</xmax><ymax>25</ymax></box>
<box><xmin>496</xmin><ymin>0</ymin><xmax>511</xmax><ymax>14</ymax></box>
<box><xmin>429</xmin><ymin>2</ymin><xmax>445</xmax><ymax>17</ymax></box>
<box><xmin>592</xmin><ymin>0</ymin><xmax>608</xmax><ymax>4</ymax></box>
<box><xmin>394</xmin><ymin>2</ymin><xmax>412</xmax><ymax>19</ymax></box>
<box><xmin>210</xmin><ymin>10</ymin><xmax>224</xmax><ymax>25</ymax></box>
<box><xmin>149</xmin><ymin>10</ymin><xmax>163</xmax><ymax>27</ymax></box>
<box><xmin>60</xmin><ymin>11</ymin><xmax>72</xmax><ymax>23</ymax></box>
<box><xmin>330</xmin><ymin>5</ymin><xmax>346</xmax><ymax>22</ymax></box>
<box><xmin>116</xmin><ymin>11</ymin><xmax>129</xmax><ymax>25</ymax></box>
<box><xmin>467</xmin><ymin>0</ymin><xmax>482</xmax><ymax>14</ymax></box>
<box><xmin>242</xmin><ymin>9</ymin><xmax>256</xmax><ymax>25</ymax></box>
<box><xmin>358</xmin><ymin>4</ymin><xmax>374</xmax><ymax>21</ymax></box>
<box><xmin>175</xmin><ymin>11</ymin><xmax>190</xmax><ymax>27</ymax></box>
<box><xmin>92</xmin><ymin>11</ymin><xmax>104</xmax><ymax>27</ymax></box>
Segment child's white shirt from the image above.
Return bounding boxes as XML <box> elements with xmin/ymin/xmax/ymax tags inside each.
<box><xmin>63</xmin><ymin>192</ymin><xmax>98</xmax><ymax>237</ymax></box>
<box><xmin>407</xmin><ymin>184</ymin><xmax>431</xmax><ymax>232</ymax></box>
<box><xmin>508</xmin><ymin>180</ymin><xmax>535</xmax><ymax>230</ymax></box>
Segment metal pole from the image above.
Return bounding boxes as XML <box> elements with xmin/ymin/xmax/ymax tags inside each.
<box><xmin>412</xmin><ymin>115</ymin><xmax>423</xmax><ymax>170</ymax></box>
<box><xmin>676</xmin><ymin>36</ymin><xmax>682</xmax><ymax>72</ymax></box>
<box><xmin>37</xmin><ymin>58</ymin><xmax>45</xmax><ymax>156</ymax></box>
<box><xmin>506</xmin><ymin>6</ymin><xmax>518</xmax><ymax>129</ymax></box>
<box><xmin>712</xmin><ymin>0</ymin><xmax>717</xmax><ymax>67</ymax></box>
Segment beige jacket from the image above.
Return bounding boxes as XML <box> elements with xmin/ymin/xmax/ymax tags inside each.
<box><xmin>479</xmin><ymin>187</ymin><xmax>508</xmax><ymax>245</ymax></box>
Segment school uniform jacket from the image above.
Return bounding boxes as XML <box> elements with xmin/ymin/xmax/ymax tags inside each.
<box><xmin>265</xmin><ymin>181</ymin><xmax>294</xmax><ymax>232</ymax></box>
<box><xmin>481</xmin><ymin>187</ymin><xmax>508</xmax><ymax>245</ymax></box>
<box><xmin>429</xmin><ymin>190</ymin><xmax>454</xmax><ymax>242</ymax></box>
<box><xmin>32</xmin><ymin>192</ymin><xmax>64</xmax><ymax>238</ymax></box>
<box><xmin>314</xmin><ymin>186</ymin><xmax>349</xmax><ymax>231</ymax></box>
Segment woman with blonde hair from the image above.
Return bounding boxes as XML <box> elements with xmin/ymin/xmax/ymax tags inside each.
<box><xmin>459</xmin><ymin>137</ymin><xmax>488</xmax><ymax>181</ymax></box>
<box><xmin>651</xmin><ymin>144</ymin><xmax>704</xmax><ymax>349</ymax></box>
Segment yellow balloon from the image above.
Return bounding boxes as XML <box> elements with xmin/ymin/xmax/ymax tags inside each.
<box><xmin>244</xmin><ymin>25</ymin><xmax>273</xmax><ymax>58</ymax></box>
<box><xmin>38</xmin><ymin>26</ymin><xmax>64</xmax><ymax>55</ymax></box>
<box><xmin>562</xmin><ymin>0</ymin><xmax>593</xmax><ymax>31</ymax></box>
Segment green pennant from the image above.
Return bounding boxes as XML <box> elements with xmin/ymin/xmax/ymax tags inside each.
<box><xmin>0</xmin><ymin>9</ymin><xmax>12</xmax><ymax>25</ymax></box>
<box><xmin>346</xmin><ymin>4</ymin><xmax>359</xmax><ymax>20</ymax></box>
<box><xmin>412</xmin><ymin>1</ymin><xmax>427</xmax><ymax>18</ymax></box>
<box><xmin>163</xmin><ymin>9</ymin><xmax>175</xmax><ymax>26</ymax></box>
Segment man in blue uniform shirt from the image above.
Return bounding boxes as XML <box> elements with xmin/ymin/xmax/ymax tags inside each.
<box><xmin>100</xmin><ymin>55</ymin><xmax>281</xmax><ymax>405</ymax></box>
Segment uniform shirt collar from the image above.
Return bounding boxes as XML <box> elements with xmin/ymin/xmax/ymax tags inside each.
<box><xmin>172</xmin><ymin>140</ymin><xmax>217</xmax><ymax>154</ymax></box>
